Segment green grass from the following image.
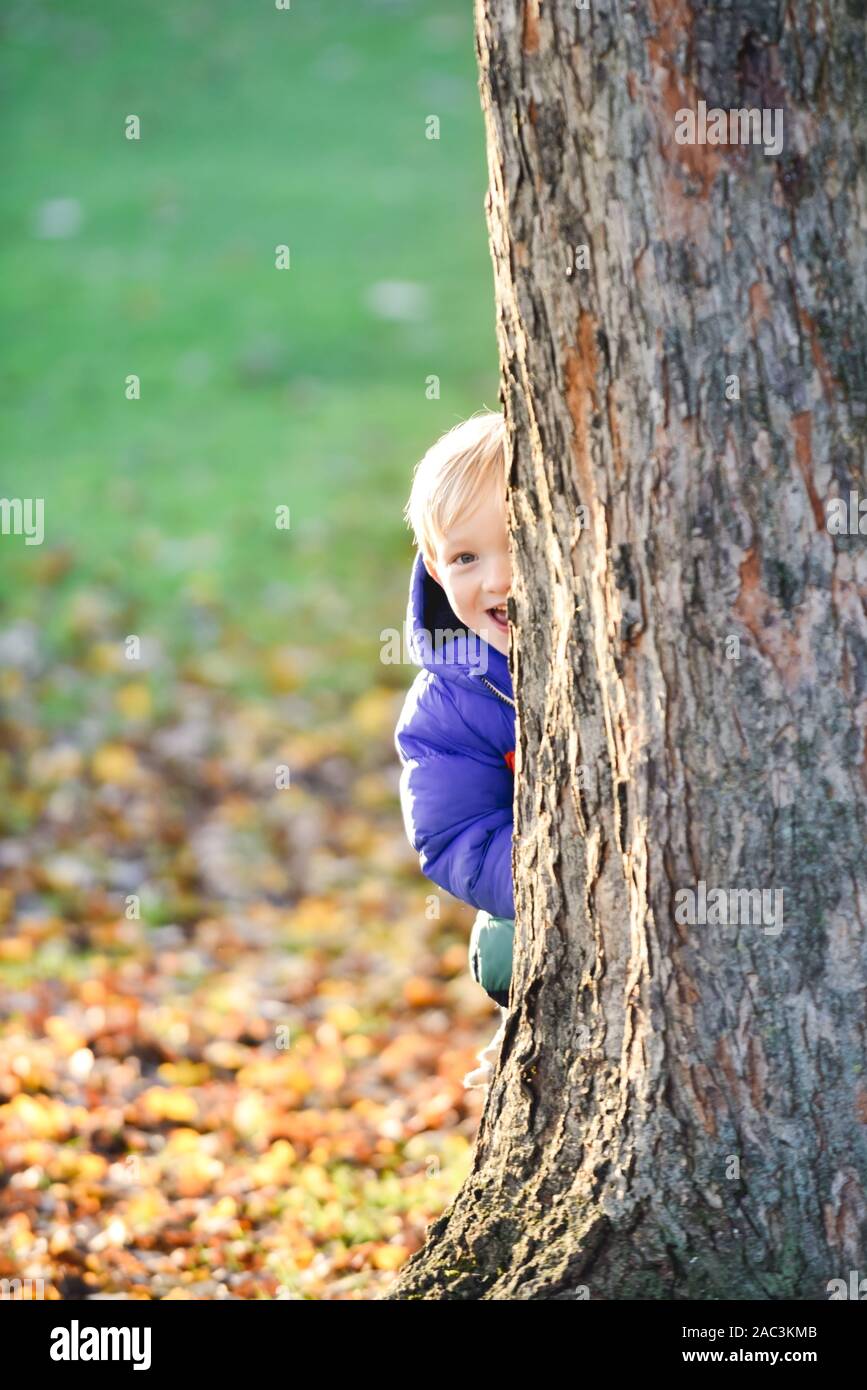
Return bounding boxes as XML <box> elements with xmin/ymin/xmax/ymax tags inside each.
<box><xmin>0</xmin><ymin>0</ymin><xmax>499</xmax><ymax>696</ymax></box>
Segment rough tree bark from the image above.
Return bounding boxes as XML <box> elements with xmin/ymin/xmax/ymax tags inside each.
<box><xmin>388</xmin><ymin>0</ymin><xmax>867</xmax><ymax>1299</ymax></box>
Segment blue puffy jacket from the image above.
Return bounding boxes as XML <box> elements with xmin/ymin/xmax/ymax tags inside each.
<box><xmin>394</xmin><ymin>550</ymin><xmax>516</xmax><ymax>918</ymax></box>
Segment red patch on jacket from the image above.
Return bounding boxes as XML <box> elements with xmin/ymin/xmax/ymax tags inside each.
<box><xmin>504</xmin><ymin>750</ymin><xmax>515</xmax><ymax>773</ymax></box>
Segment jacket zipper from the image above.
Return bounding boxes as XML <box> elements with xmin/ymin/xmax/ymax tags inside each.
<box><xmin>480</xmin><ymin>676</ymin><xmax>516</xmax><ymax>709</ymax></box>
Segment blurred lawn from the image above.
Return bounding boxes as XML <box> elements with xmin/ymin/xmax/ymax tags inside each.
<box><xmin>0</xmin><ymin>0</ymin><xmax>499</xmax><ymax>698</ymax></box>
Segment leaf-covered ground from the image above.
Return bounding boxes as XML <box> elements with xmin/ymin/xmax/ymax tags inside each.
<box><xmin>0</xmin><ymin>586</ymin><xmax>499</xmax><ymax>1300</ymax></box>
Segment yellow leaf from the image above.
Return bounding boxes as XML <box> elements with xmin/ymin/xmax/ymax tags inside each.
<box><xmin>1</xmin><ymin>1094</ymin><xmax>71</xmax><ymax>1139</ymax></box>
<box><xmin>141</xmin><ymin>1087</ymin><xmax>199</xmax><ymax>1124</ymax></box>
<box><xmin>349</xmin><ymin>687</ymin><xmax>401</xmax><ymax>738</ymax></box>
<box><xmin>265</xmin><ymin>647</ymin><xmax>302</xmax><ymax>692</ymax></box>
<box><xmin>191</xmin><ymin>1196</ymin><xmax>239</xmax><ymax>1235</ymax></box>
<box><xmin>91</xmin><ymin>743</ymin><xmax>143</xmax><ymax>787</ymax></box>
<box><xmin>44</xmin><ymin>1016</ymin><xmax>87</xmax><ymax>1056</ymax></box>
<box><xmin>157</xmin><ymin>1061</ymin><xmax>211</xmax><ymax>1087</ymax></box>
<box><xmin>89</xmin><ymin>642</ymin><xmax>126</xmax><ymax>674</ymax></box>
<box><xmin>323</xmin><ymin>1003</ymin><xmax>363</xmax><ymax>1034</ymax></box>
<box><xmin>56</xmin><ymin>1151</ymin><xmax>108</xmax><ymax>1183</ymax></box>
<box><xmin>50</xmin><ymin>1227</ymin><xmax>73</xmax><ymax>1255</ymax></box>
<box><xmin>371</xmin><ymin>1244</ymin><xmax>409</xmax><ymax>1271</ymax></box>
<box><xmin>232</xmin><ymin>1092</ymin><xmax>269</xmax><ymax>1139</ymax></box>
<box><xmin>116</xmin><ymin>683</ymin><xmax>152</xmax><ymax>720</ymax></box>
<box><xmin>125</xmin><ymin>1190</ymin><xmax>170</xmax><ymax>1233</ymax></box>
<box><xmin>168</xmin><ymin>1151</ymin><xmax>223</xmax><ymax>1197</ymax></box>
<box><xmin>249</xmin><ymin>1140</ymin><xmax>297</xmax><ymax>1187</ymax></box>
<box><xmin>0</xmin><ymin>936</ymin><xmax>32</xmax><ymax>962</ymax></box>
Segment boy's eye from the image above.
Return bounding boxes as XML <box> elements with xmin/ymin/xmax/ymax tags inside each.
<box><xmin>452</xmin><ymin>552</ymin><xmax>476</xmax><ymax>566</ymax></box>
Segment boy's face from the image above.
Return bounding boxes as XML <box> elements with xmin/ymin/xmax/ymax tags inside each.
<box><xmin>424</xmin><ymin>479</ymin><xmax>511</xmax><ymax>657</ymax></box>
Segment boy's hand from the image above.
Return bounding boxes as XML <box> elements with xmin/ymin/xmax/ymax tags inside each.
<box><xmin>469</xmin><ymin>911</ymin><xmax>514</xmax><ymax>1004</ymax></box>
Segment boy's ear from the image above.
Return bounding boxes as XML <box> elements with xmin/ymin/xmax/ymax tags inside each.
<box><xmin>422</xmin><ymin>552</ymin><xmax>441</xmax><ymax>586</ymax></box>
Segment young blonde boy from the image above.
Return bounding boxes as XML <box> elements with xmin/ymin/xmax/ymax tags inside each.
<box><xmin>394</xmin><ymin>411</ymin><xmax>516</xmax><ymax>1089</ymax></box>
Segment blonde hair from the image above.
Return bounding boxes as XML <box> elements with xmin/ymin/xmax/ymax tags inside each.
<box><xmin>403</xmin><ymin>411</ymin><xmax>507</xmax><ymax>560</ymax></box>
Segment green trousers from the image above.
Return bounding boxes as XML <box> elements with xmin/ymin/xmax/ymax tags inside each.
<box><xmin>468</xmin><ymin>911</ymin><xmax>514</xmax><ymax>1007</ymax></box>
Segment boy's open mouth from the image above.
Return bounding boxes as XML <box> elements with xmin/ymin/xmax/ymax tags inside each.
<box><xmin>486</xmin><ymin>605</ymin><xmax>509</xmax><ymax>632</ymax></box>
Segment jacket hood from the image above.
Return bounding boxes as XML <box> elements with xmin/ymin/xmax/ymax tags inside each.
<box><xmin>403</xmin><ymin>549</ymin><xmax>513</xmax><ymax>700</ymax></box>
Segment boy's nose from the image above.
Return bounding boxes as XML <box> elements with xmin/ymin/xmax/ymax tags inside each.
<box><xmin>486</xmin><ymin>564</ymin><xmax>511</xmax><ymax>600</ymax></box>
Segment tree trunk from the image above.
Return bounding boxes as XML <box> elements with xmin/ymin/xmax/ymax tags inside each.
<box><xmin>387</xmin><ymin>0</ymin><xmax>867</xmax><ymax>1299</ymax></box>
